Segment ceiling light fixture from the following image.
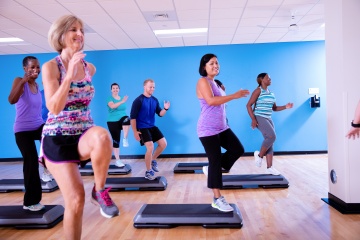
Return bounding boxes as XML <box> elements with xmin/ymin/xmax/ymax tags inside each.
<box><xmin>0</xmin><ymin>37</ymin><xmax>24</xmax><ymax>43</ymax></box>
<box><xmin>154</xmin><ymin>28</ymin><xmax>208</xmax><ymax>37</ymax></box>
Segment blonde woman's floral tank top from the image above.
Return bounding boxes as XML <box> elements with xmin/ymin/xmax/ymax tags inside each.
<box><xmin>42</xmin><ymin>55</ymin><xmax>95</xmax><ymax>136</ymax></box>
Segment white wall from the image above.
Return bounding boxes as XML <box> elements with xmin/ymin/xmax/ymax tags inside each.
<box><xmin>325</xmin><ymin>0</ymin><xmax>360</xmax><ymax>203</ymax></box>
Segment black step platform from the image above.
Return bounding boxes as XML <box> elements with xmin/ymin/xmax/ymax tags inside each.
<box><xmin>174</xmin><ymin>162</ymin><xmax>229</xmax><ymax>173</ymax></box>
<box><xmin>222</xmin><ymin>174</ymin><xmax>289</xmax><ymax>189</ymax></box>
<box><xmin>105</xmin><ymin>176</ymin><xmax>167</xmax><ymax>191</ymax></box>
<box><xmin>0</xmin><ymin>179</ymin><xmax>59</xmax><ymax>193</ymax></box>
<box><xmin>0</xmin><ymin>205</ymin><xmax>64</xmax><ymax>229</ymax></box>
<box><xmin>133</xmin><ymin>203</ymin><xmax>243</xmax><ymax>229</ymax></box>
<box><xmin>79</xmin><ymin>164</ymin><xmax>131</xmax><ymax>176</ymax></box>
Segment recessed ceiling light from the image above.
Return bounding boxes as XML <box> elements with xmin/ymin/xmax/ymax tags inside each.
<box><xmin>0</xmin><ymin>37</ymin><xmax>24</xmax><ymax>43</ymax></box>
<box><xmin>154</xmin><ymin>28</ymin><xmax>208</xmax><ymax>37</ymax></box>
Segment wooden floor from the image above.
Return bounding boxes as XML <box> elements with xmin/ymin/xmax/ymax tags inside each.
<box><xmin>0</xmin><ymin>154</ymin><xmax>360</xmax><ymax>240</ymax></box>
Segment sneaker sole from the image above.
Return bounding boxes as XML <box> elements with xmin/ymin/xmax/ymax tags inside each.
<box><xmin>23</xmin><ymin>206</ymin><xmax>45</xmax><ymax>211</ymax></box>
<box><xmin>211</xmin><ymin>203</ymin><xmax>234</xmax><ymax>212</ymax></box>
<box><xmin>145</xmin><ymin>176</ymin><xmax>156</xmax><ymax>180</ymax></box>
<box><xmin>90</xmin><ymin>197</ymin><xmax>119</xmax><ymax>218</ymax></box>
<box><xmin>41</xmin><ymin>178</ymin><xmax>53</xmax><ymax>182</ymax></box>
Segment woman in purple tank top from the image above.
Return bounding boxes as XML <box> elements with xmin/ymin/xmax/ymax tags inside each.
<box><xmin>8</xmin><ymin>56</ymin><xmax>45</xmax><ymax>211</ymax></box>
<box><xmin>196</xmin><ymin>53</ymin><xmax>249</xmax><ymax>212</ymax></box>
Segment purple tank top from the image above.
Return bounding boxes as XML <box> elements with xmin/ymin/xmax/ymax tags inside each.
<box><xmin>14</xmin><ymin>82</ymin><xmax>44</xmax><ymax>133</ymax></box>
<box><xmin>197</xmin><ymin>78</ymin><xmax>228</xmax><ymax>137</ymax></box>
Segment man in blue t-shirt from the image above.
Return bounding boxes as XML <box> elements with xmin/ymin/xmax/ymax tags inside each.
<box><xmin>130</xmin><ymin>79</ymin><xmax>170</xmax><ymax>180</ymax></box>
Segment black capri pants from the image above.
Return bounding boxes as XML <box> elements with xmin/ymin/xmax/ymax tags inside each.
<box><xmin>107</xmin><ymin>116</ymin><xmax>130</xmax><ymax>148</ymax></box>
<box><xmin>199</xmin><ymin>128</ymin><xmax>244</xmax><ymax>189</ymax></box>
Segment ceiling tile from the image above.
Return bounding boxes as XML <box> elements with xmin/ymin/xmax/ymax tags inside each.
<box><xmin>0</xmin><ymin>0</ymin><xmax>326</xmax><ymax>55</ymax></box>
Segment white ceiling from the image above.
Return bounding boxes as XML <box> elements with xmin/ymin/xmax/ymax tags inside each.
<box><xmin>0</xmin><ymin>0</ymin><xmax>324</xmax><ymax>55</ymax></box>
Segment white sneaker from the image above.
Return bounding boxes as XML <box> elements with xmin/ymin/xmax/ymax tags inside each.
<box><xmin>254</xmin><ymin>151</ymin><xmax>263</xmax><ymax>168</ymax></box>
<box><xmin>211</xmin><ymin>196</ymin><xmax>234</xmax><ymax>212</ymax></box>
<box><xmin>23</xmin><ymin>203</ymin><xmax>45</xmax><ymax>211</ymax></box>
<box><xmin>202</xmin><ymin>166</ymin><xmax>208</xmax><ymax>176</ymax></box>
<box><xmin>123</xmin><ymin>138</ymin><xmax>129</xmax><ymax>147</ymax></box>
<box><xmin>41</xmin><ymin>168</ymin><xmax>53</xmax><ymax>182</ymax></box>
<box><xmin>266</xmin><ymin>166</ymin><xmax>280</xmax><ymax>175</ymax></box>
<box><xmin>115</xmin><ymin>160</ymin><xmax>125</xmax><ymax>168</ymax></box>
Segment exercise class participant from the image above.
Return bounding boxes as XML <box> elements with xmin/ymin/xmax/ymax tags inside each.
<box><xmin>106</xmin><ymin>83</ymin><xmax>131</xmax><ymax>167</ymax></box>
<box><xmin>40</xmin><ymin>15</ymin><xmax>119</xmax><ymax>240</ymax></box>
<box><xmin>130</xmin><ymin>79</ymin><xmax>170</xmax><ymax>180</ymax></box>
<box><xmin>246</xmin><ymin>73</ymin><xmax>293</xmax><ymax>175</ymax></box>
<box><xmin>196</xmin><ymin>53</ymin><xmax>249</xmax><ymax>212</ymax></box>
<box><xmin>8</xmin><ymin>56</ymin><xmax>45</xmax><ymax>211</ymax></box>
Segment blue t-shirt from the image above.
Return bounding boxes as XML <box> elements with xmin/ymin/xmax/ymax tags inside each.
<box><xmin>130</xmin><ymin>94</ymin><xmax>162</xmax><ymax>129</ymax></box>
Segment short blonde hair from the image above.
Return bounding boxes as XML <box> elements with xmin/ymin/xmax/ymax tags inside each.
<box><xmin>143</xmin><ymin>79</ymin><xmax>154</xmax><ymax>86</ymax></box>
<box><xmin>48</xmin><ymin>15</ymin><xmax>84</xmax><ymax>53</ymax></box>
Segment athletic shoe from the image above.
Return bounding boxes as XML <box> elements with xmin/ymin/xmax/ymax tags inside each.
<box><xmin>91</xmin><ymin>185</ymin><xmax>119</xmax><ymax>218</ymax></box>
<box><xmin>151</xmin><ymin>160</ymin><xmax>159</xmax><ymax>172</ymax></box>
<box><xmin>41</xmin><ymin>168</ymin><xmax>53</xmax><ymax>182</ymax></box>
<box><xmin>211</xmin><ymin>196</ymin><xmax>234</xmax><ymax>212</ymax></box>
<box><xmin>254</xmin><ymin>151</ymin><xmax>263</xmax><ymax>168</ymax></box>
<box><xmin>23</xmin><ymin>203</ymin><xmax>45</xmax><ymax>211</ymax></box>
<box><xmin>145</xmin><ymin>169</ymin><xmax>156</xmax><ymax>180</ymax></box>
<box><xmin>266</xmin><ymin>166</ymin><xmax>280</xmax><ymax>175</ymax></box>
<box><xmin>202</xmin><ymin>166</ymin><xmax>208</xmax><ymax>176</ymax></box>
<box><xmin>123</xmin><ymin>138</ymin><xmax>129</xmax><ymax>147</ymax></box>
<box><xmin>115</xmin><ymin>159</ymin><xmax>125</xmax><ymax>168</ymax></box>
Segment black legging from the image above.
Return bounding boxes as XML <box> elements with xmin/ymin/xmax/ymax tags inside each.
<box><xmin>15</xmin><ymin>124</ymin><xmax>44</xmax><ymax>206</ymax></box>
<box><xmin>107</xmin><ymin>116</ymin><xmax>130</xmax><ymax>148</ymax></box>
<box><xmin>199</xmin><ymin>128</ymin><xmax>244</xmax><ymax>189</ymax></box>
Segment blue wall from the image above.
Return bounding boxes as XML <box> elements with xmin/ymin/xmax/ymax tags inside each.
<box><xmin>1</xmin><ymin>41</ymin><xmax>326</xmax><ymax>158</ymax></box>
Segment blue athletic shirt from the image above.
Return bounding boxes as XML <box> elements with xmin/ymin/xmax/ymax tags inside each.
<box><xmin>130</xmin><ymin>94</ymin><xmax>162</xmax><ymax>129</ymax></box>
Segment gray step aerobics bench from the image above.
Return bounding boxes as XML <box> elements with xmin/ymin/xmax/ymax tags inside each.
<box><xmin>133</xmin><ymin>203</ymin><xmax>243</xmax><ymax>228</ymax></box>
<box><xmin>0</xmin><ymin>179</ymin><xmax>59</xmax><ymax>193</ymax></box>
<box><xmin>105</xmin><ymin>176</ymin><xmax>167</xmax><ymax>191</ymax></box>
<box><xmin>173</xmin><ymin>162</ymin><xmax>229</xmax><ymax>173</ymax></box>
<box><xmin>79</xmin><ymin>164</ymin><xmax>132</xmax><ymax>176</ymax></box>
<box><xmin>0</xmin><ymin>205</ymin><xmax>64</xmax><ymax>229</ymax></box>
<box><xmin>222</xmin><ymin>174</ymin><xmax>289</xmax><ymax>189</ymax></box>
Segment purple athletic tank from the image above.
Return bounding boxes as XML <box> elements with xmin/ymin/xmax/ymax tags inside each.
<box><xmin>14</xmin><ymin>82</ymin><xmax>43</xmax><ymax>133</ymax></box>
<box><xmin>197</xmin><ymin>78</ymin><xmax>228</xmax><ymax>137</ymax></box>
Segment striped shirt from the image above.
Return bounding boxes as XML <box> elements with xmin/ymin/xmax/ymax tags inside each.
<box><xmin>254</xmin><ymin>87</ymin><xmax>276</xmax><ymax>119</ymax></box>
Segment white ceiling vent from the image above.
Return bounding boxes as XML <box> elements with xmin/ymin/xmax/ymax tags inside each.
<box><xmin>154</xmin><ymin>13</ymin><xmax>169</xmax><ymax>21</ymax></box>
<box><xmin>143</xmin><ymin>11</ymin><xmax>178</xmax><ymax>22</ymax></box>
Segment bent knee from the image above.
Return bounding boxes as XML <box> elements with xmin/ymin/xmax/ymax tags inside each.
<box><xmin>158</xmin><ymin>138</ymin><xmax>167</xmax><ymax>148</ymax></box>
<box><xmin>91</xmin><ymin>127</ymin><xmax>112</xmax><ymax>147</ymax></box>
<box><xmin>66</xmin><ymin>192</ymin><xmax>85</xmax><ymax>212</ymax></box>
